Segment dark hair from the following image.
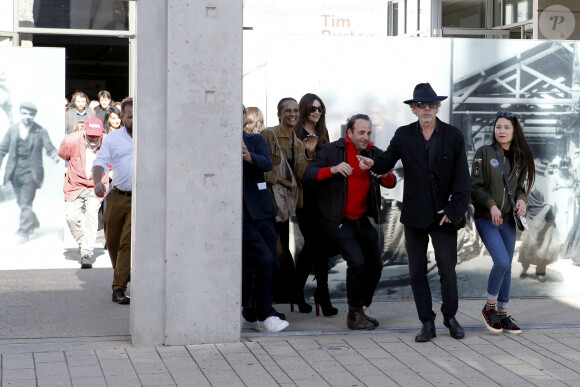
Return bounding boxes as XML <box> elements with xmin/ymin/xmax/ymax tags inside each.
<box><xmin>346</xmin><ymin>114</ymin><xmax>372</xmax><ymax>133</ymax></box>
<box><xmin>103</xmin><ymin>105</ymin><xmax>122</xmax><ymax>133</ymax></box>
<box><xmin>120</xmin><ymin>97</ymin><xmax>133</xmax><ymax>114</ymax></box>
<box><xmin>491</xmin><ymin>114</ymin><xmax>535</xmax><ymax>195</ymax></box>
<box><xmin>294</xmin><ymin>93</ymin><xmax>329</xmax><ymax>147</ymax></box>
<box><xmin>276</xmin><ymin>97</ymin><xmax>297</xmax><ymax>123</ymax></box>
<box><xmin>98</xmin><ymin>90</ymin><xmax>111</xmax><ymax>100</ymax></box>
<box><xmin>72</xmin><ymin>91</ymin><xmax>89</xmax><ymax>107</ymax></box>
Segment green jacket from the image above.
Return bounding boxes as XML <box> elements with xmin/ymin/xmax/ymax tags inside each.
<box><xmin>471</xmin><ymin>144</ymin><xmax>528</xmax><ymax>221</ymax></box>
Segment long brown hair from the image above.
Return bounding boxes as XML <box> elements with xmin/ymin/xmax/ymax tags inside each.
<box><xmin>294</xmin><ymin>93</ymin><xmax>329</xmax><ymax>147</ymax></box>
<box><xmin>491</xmin><ymin>113</ymin><xmax>535</xmax><ymax>195</ymax></box>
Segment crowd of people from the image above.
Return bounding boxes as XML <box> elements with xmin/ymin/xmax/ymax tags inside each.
<box><xmin>0</xmin><ymin>88</ymin><xmax>133</xmax><ymax>304</ymax></box>
<box><xmin>60</xmin><ymin>90</ymin><xmax>134</xmax><ymax>305</ymax></box>
<box><xmin>242</xmin><ymin>82</ymin><xmax>536</xmax><ymax>339</ymax></box>
<box><xmin>0</xmin><ymin>82</ymin><xmax>538</xmax><ymax>335</ymax></box>
<box><xmin>60</xmin><ymin>90</ymin><xmax>134</xmax><ymax>304</ymax></box>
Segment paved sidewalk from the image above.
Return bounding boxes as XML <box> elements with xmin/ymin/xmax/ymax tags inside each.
<box><xmin>1</xmin><ymin>244</ymin><xmax>580</xmax><ymax>386</ymax></box>
<box><xmin>1</xmin><ymin>327</ymin><xmax>580</xmax><ymax>386</ymax></box>
<box><xmin>0</xmin><ymin>296</ymin><xmax>580</xmax><ymax>386</ymax></box>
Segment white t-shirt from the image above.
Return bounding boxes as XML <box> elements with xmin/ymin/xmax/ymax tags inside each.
<box><xmin>85</xmin><ymin>143</ymin><xmax>98</xmax><ymax>179</ymax></box>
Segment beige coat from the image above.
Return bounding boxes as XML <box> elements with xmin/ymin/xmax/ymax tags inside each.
<box><xmin>261</xmin><ymin>124</ymin><xmax>310</xmax><ymax>209</ymax></box>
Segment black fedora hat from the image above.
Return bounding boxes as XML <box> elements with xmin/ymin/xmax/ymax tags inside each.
<box><xmin>404</xmin><ymin>83</ymin><xmax>447</xmax><ymax>104</ymax></box>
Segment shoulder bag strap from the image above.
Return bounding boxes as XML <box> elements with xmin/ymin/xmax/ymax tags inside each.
<box><xmin>492</xmin><ymin>144</ymin><xmax>517</xmax><ymax>210</ymax></box>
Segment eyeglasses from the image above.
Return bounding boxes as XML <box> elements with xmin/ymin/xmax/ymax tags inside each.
<box><xmin>496</xmin><ymin>111</ymin><xmax>514</xmax><ymax>118</ymax></box>
<box><xmin>310</xmin><ymin>106</ymin><xmax>323</xmax><ymax>113</ymax></box>
<box><xmin>416</xmin><ymin>101</ymin><xmax>438</xmax><ymax>109</ymax></box>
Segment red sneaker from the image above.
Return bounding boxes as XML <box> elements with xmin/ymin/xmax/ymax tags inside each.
<box><xmin>481</xmin><ymin>307</ymin><xmax>502</xmax><ymax>333</ymax></box>
<box><xmin>500</xmin><ymin>315</ymin><xmax>522</xmax><ymax>334</ymax></box>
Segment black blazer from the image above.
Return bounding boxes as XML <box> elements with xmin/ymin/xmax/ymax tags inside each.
<box><xmin>243</xmin><ymin>131</ymin><xmax>277</xmax><ymax>221</ymax></box>
<box><xmin>372</xmin><ymin>118</ymin><xmax>470</xmax><ymax>229</ymax></box>
<box><xmin>0</xmin><ymin>122</ymin><xmax>58</xmax><ymax>187</ymax></box>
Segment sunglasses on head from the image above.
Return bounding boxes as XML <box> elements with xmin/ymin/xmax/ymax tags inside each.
<box><xmin>310</xmin><ymin>106</ymin><xmax>323</xmax><ymax>113</ymax></box>
<box><xmin>496</xmin><ymin>111</ymin><xmax>514</xmax><ymax>118</ymax></box>
<box><xmin>415</xmin><ymin>101</ymin><xmax>438</xmax><ymax>109</ymax></box>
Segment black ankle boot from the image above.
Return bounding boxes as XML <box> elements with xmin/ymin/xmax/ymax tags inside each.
<box><xmin>314</xmin><ymin>288</ymin><xmax>338</xmax><ymax>317</ymax></box>
<box><xmin>296</xmin><ymin>300</ymin><xmax>313</xmax><ymax>313</ymax></box>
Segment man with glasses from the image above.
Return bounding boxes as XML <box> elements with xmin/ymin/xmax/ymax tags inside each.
<box><xmin>358</xmin><ymin>83</ymin><xmax>470</xmax><ymax>342</ymax></box>
<box><xmin>59</xmin><ymin>117</ymin><xmax>108</xmax><ymax>269</ymax></box>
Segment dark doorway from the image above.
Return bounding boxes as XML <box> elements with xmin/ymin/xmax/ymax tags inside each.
<box><xmin>32</xmin><ymin>34</ymin><xmax>129</xmax><ymax>103</ymax></box>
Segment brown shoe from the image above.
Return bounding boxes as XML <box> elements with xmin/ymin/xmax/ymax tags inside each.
<box><xmin>362</xmin><ymin>310</ymin><xmax>379</xmax><ymax>327</ymax></box>
<box><xmin>347</xmin><ymin>309</ymin><xmax>375</xmax><ymax>330</ymax></box>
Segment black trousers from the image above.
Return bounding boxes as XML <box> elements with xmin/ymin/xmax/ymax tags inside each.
<box><xmin>272</xmin><ymin>219</ymin><xmax>297</xmax><ymax>303</ymax></box>
<box><xmin>404</xmin><ymin>224</ymin><xmax>459</xmax><ymax>324</ymax></box>
<box><xmin>12</xmin><ymin>171</ymin><xmax>39</xmax><ymax>235</ymax></box>
<box><xmin>324</xmin><ymin>217</ymin><xmax>382</xmax><ymax>309</ymax></box>
<box><xmin>295</xmin><ymin>207</ymin><xmax>337</xmax><ymax>296</ymax></box>
<box><xmin>242</xmin><ymin>218</ymin><xmax>277</xmax><ymax>321</ymax></box>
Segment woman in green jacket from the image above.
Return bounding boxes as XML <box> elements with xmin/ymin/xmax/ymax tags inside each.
<box><xmin>471</xmin><ymin>111</ymin><xmax>535</xmax><ymax>334</ymax></box>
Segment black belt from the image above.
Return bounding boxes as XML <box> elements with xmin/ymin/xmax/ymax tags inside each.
<box><xmin>112</xmin><ymin>186</ymin><xmax>132</xmax><ymax>197</ymax></box>
<box><xmin>342</xmin><ymin>216</ymin><xmax>365</xmax><ymax>225</ymax></box>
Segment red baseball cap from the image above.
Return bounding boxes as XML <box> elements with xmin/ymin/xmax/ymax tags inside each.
<box><xmin>85</xmin><ymin>117</ymin><xmax>103</xmax><ymax>136</ymax></box>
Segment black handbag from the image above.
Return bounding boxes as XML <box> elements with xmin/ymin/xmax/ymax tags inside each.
<box><xmin>493</xmin><ymin>145</ymin><xmax>528</xmax><ymax>231</ymax></box>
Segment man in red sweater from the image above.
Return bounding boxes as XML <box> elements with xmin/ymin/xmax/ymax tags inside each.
<box><xmin>303</xmin><ymin>114</ymin><xmax>396</xmax><ymax>330</ymax></box>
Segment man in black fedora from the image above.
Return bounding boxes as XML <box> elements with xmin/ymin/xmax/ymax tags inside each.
<box><xmin>358</xmin><ymin>83</ymin><xmax>470</xmax><ymax>342</ymax></box>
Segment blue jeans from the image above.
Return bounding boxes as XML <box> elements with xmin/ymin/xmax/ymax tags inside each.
<box><xmin>475</xmin><ymin>217</ymin><xmax>516</xmax><ymax>309</ymax></box>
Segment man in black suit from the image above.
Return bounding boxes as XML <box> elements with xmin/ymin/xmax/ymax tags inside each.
<box><xmin>358</xmin><ymin>83</ymin><xmax>470</xmax><ymax>342</ymax></box>
<box><xmin>241</xmin><ymin>106</ymin><xmax>289</xmax><ymax>333</ymax></box>
<box><xmin>0</xmin><ymin>102</ymin><xmax>59</xmax><ymax>242</ymax></box>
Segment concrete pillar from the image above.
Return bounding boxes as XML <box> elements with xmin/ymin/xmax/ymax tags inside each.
<box><xmin>133</xmin><ymin>0</ymin><xmax>242</xmax><ymax>345</ymax></box>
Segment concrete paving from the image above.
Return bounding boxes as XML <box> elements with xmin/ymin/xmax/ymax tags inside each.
<box><xmin>1</xmin><ymin>323</ymin><xmax>580</xmax><ymax>386</ymax></box>
<box><xmin>0</xmin><ymin>291</ymin><xmax>579</xmax><ymax>385</ymax></box>
<box><xmin>1</xmin><ymin>229</ymin><xmax>580</xmax><ymax>385</ymax></box>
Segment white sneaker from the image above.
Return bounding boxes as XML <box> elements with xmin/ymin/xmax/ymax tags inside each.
<box><xmin>241</xmin><ymin>316</ymin><xmax>258</xmax><ymax>331</ymax></box>
<box><xmin>258</xmin><ymin>316</ymin><xmax>289</xmax><ymax>332</ymax></box>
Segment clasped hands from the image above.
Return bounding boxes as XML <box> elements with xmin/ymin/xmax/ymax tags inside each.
<box><xmin>356</xmin><ymin>155</ymin><xmax>450</xmax><ymax>226</ymax></box>
<box><xmin>490</xmin><ymin>199</ymin><xmax>526</xmax><ymax>226</ymax></box>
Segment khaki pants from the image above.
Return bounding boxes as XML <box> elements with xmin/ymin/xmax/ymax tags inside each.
<box><xmin>104</xmin><ymin>189</ymin><xmax>131</xmax><ymax>291</ymax></box>
<box><xmin>65</xmin><ymin>188</ymin><xmax>101</xmax><ymax>261</ymax></box>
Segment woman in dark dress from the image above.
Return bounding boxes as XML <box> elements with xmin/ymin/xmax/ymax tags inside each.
<box><xmin>293</xmin><ymin>93</ymin><xmax>338</xmax><ymax>316</ymax></box>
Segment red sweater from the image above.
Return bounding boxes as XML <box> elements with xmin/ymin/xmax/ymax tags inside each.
<box><xmin>317</xmin><ymin>135</ymin><xmax>395</xmax><ymax>220</ymax></box>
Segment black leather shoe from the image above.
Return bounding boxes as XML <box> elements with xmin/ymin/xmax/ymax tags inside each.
<box><xmin>443</xmin><ymin>317</ymin><xmax>465</xmax><ymax>339</ymax></box>
<box><xmin>415</xmin><ymin>321</ymin><xmax>436</xmax><ymax>342</ymax></box>
<box><xmin>112</xmin><ymin>289</ymin><xmax>130</xmax><ymax>304</ymax></box>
